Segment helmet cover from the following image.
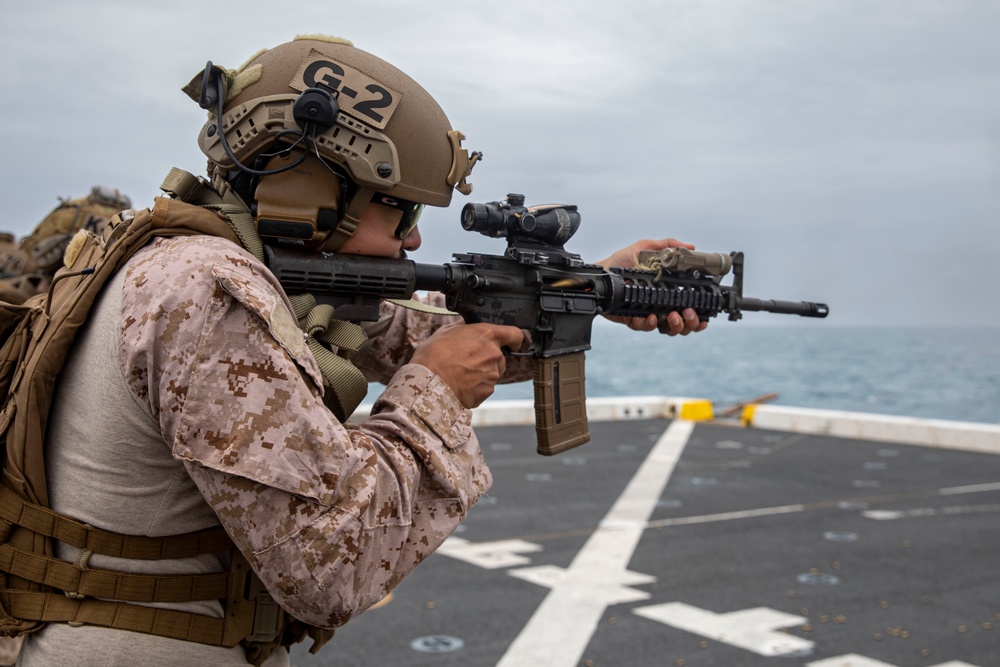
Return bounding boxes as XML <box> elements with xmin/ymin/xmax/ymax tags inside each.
<box><xmin>184</xmin><ymin>36</ymin><xmax>480</xmax><ymax>209</ymax></box>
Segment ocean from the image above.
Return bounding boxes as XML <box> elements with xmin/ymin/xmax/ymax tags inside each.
<box><xmin>485</xmin><ymin>323</ymin><xmax>1000</xmax><ymax>425</ymax></box>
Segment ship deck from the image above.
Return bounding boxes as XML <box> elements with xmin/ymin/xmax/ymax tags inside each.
<box><xmin>292</xmin><ymin>403</ymin><xmax>1000</xmax><ymax>667</ymax></box>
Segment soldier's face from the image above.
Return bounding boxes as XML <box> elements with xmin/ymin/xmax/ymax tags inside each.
<box><xmin>337</xmin><ymin>202</ymin><xmax>422</xmax><ymax>258</ymax></box>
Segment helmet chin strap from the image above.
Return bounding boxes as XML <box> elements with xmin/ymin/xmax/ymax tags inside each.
<box><xmin>320</xmin><ymin>185</ymin><xmax>375</xmax><ymax>253</ymax></box>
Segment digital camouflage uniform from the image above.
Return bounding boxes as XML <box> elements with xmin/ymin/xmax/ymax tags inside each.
<box><xmin>18</xmin><ymin>232</ymin><xmax>490</xmax><ymax>666</ymax></box>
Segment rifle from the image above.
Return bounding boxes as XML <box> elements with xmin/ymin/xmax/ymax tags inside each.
<box><xmin>265</xmin><ymin>193</ymin><xmax>829</xmax><ymax>456</ymax></box>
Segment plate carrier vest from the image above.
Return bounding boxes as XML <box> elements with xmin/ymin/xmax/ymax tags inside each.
<box><xmin>0</xmin><ymin>169</ymin><xmax>374</xmax><ymax>665</ymax></box>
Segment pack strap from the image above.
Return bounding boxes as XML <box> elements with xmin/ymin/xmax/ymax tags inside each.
<box><xmin>0</xmin><ymin>486</ymin><xmax>231</xmax><ymax>560</ymax></box>
<box><xmin>160</xmin><ymin>168</ymin><xmax>264</xmax><ymax>264</ymax></box>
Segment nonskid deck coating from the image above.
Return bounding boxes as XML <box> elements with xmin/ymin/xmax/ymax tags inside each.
<box><xmin>292</xmin><ymin>418</ymin><xmax>1000</xmax><ymax>666</ymax></box>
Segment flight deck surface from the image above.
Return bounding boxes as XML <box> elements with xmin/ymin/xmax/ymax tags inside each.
<box><xmin>292</xmin><ymin>418</ymin><xmax>1000</xmax><ymax>667</ymax></box>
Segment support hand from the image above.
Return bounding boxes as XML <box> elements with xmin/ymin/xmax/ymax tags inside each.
<box><xmin>597</xmin><ymin>237</ymin><xmax>709</xmax><ymax>336</ymax></box>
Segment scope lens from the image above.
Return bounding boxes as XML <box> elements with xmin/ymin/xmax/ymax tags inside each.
<box><xmin>461</xmin><ymin>203</ymin><xmax>483</xmax><ymax>231</ymax></box>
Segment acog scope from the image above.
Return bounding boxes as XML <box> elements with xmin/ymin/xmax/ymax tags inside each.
<box><xmin>461</xmin><ymin>193</ymin><xmax>581</xmax><ymax>247</ymax></box>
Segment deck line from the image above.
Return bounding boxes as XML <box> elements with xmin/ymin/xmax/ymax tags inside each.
<box><xmin>496</xmin><ymin>420</ymin><xmax>693</xmax><ymax>667</ymax></box>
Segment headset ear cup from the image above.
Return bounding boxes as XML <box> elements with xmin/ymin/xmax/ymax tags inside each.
<box><xmin>293</xmin><ymin>88</ymin><xmax>339</xmax><ymax>132</ymax></box>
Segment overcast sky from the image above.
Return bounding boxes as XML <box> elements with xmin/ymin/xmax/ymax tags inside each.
<box><xmin>2</xmin><ymin>0</ymin><xmax>997</xmax><ymax>327</ymax></box>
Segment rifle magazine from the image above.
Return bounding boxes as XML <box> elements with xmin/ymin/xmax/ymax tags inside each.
<box><xmin>532</xmin><ymin>352</ymin><xmax>590</xmax><ymax>455</ymax></box>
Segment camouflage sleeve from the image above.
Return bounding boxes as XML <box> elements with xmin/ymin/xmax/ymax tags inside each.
<box><xmin>120</xmin><ymin>236</ymin><xmax>492</xmax><ymax>628</ymax></box>
<box><xmin>350</xmin><ymin>294</ymin><xmax>460</xmax><ymax>384</ymax></box>
<box><xmin>355</xmin><ymin>294</ymin><xmax>534</xmax><ymax>384</ymax></box>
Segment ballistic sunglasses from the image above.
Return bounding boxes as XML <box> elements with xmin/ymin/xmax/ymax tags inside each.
<box><xmin>371</xmin><ymin>193</ymin><xmax>425</xmax><ymax>240</ymax></box>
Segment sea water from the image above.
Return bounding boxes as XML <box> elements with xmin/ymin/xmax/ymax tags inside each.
<box><xmin>487</xmin><ymin>323</ymin><xmax>1000</xmax><ymax>425</ymax></box>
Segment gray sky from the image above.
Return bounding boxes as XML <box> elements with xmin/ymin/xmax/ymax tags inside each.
<box><xmin>2</xmin><ymin>0</ymin><xmax>998</xmax><ymax>327</ymax></box>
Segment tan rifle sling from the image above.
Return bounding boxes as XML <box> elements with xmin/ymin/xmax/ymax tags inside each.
<box><xmin>0</xmin><ymin>170</ymin><xmax>351</xmax><ymax>663</ymax></box>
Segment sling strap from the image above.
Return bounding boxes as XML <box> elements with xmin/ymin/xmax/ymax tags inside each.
<box><xmin>288</xmin><ymin>293</ymin><xmax>369</xmax><ymax>420</ymax></box>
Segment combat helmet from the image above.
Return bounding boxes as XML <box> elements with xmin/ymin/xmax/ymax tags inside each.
<box><xmin>20</xmin><ymin>186</ymin><xmax>132</xmax><ymax>275</ymax></box>
<box><xmin>0</xmin><ymin>232</ymin><xmax>38</xmax><ymax>304</ymax></box>
<box><xmin>0</xmin><ymin>232</ymin><xmax>33</xmax><ymax>280</ymax></box>
<box><xmin>183</xmin><ymin>35</ymin><xmax>481</xmax><ymax>251</ymax></box>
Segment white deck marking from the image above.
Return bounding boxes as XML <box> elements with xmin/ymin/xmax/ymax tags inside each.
<box><xmin>644</xmin><ymin>480</ymin><xmax>1000</xmax><ymax>529</ymax></box>
<box><xmin>806</xmin><ymin>656</ymin><xmax>896</xmax><ymax>667</ymax></box>
<box><xmin>646</xmin><ymin>503</ymin><xmax>807</xmax><ymax>527</ymax></box>
<box><xmin>807</xmin><ymin>656</ymin><xmax>980</xmax><ymax>667</ymax></box>
<box><xmin>632</xmin><ymin>602</ymin><xmax>813</xmax><ymax>656</ymax></box>
<box><xmin>436</xmin><ymin>536</ymin><xmax>542</xmax><ymax>569</ymax></box>
<box><xmin>863</xmin><ymin>504</ymin><xmax>1000</xmax><ymax>521</ymax></box>
<box><xmin>939</xmin><ymin>481</ymin><xmax>1000</xmax><ymax>495</ymax></box>
<box><xmin>496</xmin><ymin>420</ymin><xmax>693</xmax><ymax>667</ymax></box>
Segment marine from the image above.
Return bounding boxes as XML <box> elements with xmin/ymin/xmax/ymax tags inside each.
<box><xmin>0</xmin><ymin>186</ymin><xmax>131</xmax><ymax>304</ymax></box>
<box><xmin>0</xmin><ymin>35</ymin><xmax>704</xmax><ymax>666</ymax></box>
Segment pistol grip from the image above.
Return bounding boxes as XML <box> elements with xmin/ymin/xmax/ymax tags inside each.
<box><xmin>532</xmin><ymin>352</ymin><xmax>590</xmax><ymax>455</ymax></box>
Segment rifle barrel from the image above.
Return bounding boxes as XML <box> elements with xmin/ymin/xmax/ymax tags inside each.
<box><xmin>739</xmin><ymin>297</ymin><xmax>829</xmax><ymax>318</ymax></box>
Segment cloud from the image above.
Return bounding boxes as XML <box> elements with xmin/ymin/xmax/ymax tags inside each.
<box><xmin>1</xmin><ymin>0</ymin><xmax>998</xmax><ymax>326</ymax></box>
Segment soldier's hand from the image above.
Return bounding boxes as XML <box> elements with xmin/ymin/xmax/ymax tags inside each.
<box><xmin>411</xmin><ymin>323</ymin><xmax>529</xmax><ymax>408</ymax></box>
<box><xmin>596</xmin><ymin>237</ymin><xmax>693</xmax><ymax>272</ymax></box>
<box><xmin>597</xmin><ymin>237</ymin><xmax>709</xmax><ymax>336</ymax></box>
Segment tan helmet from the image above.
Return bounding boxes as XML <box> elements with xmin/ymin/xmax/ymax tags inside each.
<box><xmin>21</xmin><ymin>187</ymin><xmax>132</xmax><ymax>274</ymax></box>
<box><xmin>0</xmin><ymin>232</ymin><xmax>42</xmax><ymax>304</ymax></box>
<box><xmin>182</xmin><ymin>35</ymin><xmax>481</xmax><ymax>250</ymax></box>
<box><xmin>0</xmin><ymin>232</ymin><xmax>34</xmax><ymax>280</ymax></box>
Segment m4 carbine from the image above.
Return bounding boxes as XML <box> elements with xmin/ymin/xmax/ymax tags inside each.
<box><xmin>266</xmin><ymin>193</ymin><xmax>829</xmax><ymax>456</ymax></box>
